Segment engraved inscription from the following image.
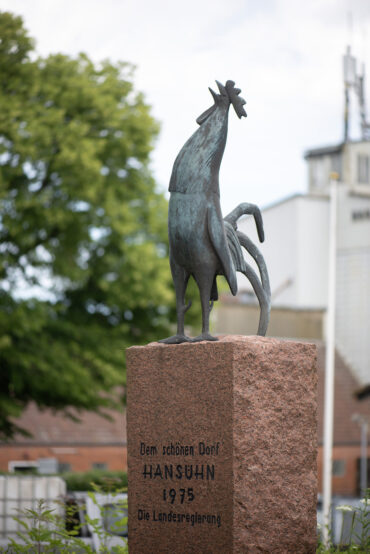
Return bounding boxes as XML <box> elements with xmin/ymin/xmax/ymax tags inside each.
<box><xmin>163</xmin><ymin>487</ymin><xmax>194</xmax><ymax>503</ymax></box>
<box><xmin>142</xmin><ymin>464</ymin><xmax>215</xmax><ymax>480</ymax></box>
<box><xmin>199</xmin><ymin>441</ymin><xmax>220</xmax><ymax>455</ymax></box>
<box><xmin>137</xmin><ymin>439</ymin><xmax>223</xmax><ymax>527</ymax></box>
<box><xmin>138</xmin><ymin>509</ymin><xmax>222</xmax><ymax>527</ymax></box>
<box><xmin>162</xmin><ymin>442</ymin><xmax>195</xmax><ymax>456</ymax></box>
<box><xmin>140</xmin><ymin>442</ymin><xmax>157</xmax><ymax>456</ymax></box>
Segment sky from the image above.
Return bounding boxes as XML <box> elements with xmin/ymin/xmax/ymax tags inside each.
<box><xmin>1</xmin><ymin>0</ymin><xmax>370</xmax><ymax>214</ymax></box>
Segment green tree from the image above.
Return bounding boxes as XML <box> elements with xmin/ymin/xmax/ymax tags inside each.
<box><xmin>0</xmin><ymin>12</ymin><xmax>197</xmax><ymax>439</ymax></box>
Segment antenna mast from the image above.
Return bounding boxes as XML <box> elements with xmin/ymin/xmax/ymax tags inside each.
<box><xmin>343</xmin><ymin>45</ymin><xmax>370</xmax><ymax>141</ymax></box>
<box><xmin>358</xmin><ymin>64</ymin><xmax>370</xmax><ymax>139</ymax></box>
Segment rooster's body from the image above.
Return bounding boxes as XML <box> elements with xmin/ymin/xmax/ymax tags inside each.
<box><xmin>160</xmin><ymin>81</ymin><xmax>270</xmax><ymax>343</ymax></box>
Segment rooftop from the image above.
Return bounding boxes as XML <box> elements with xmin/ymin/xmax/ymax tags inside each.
<box><xmin>304</xmin><ymin>143</ymin><xmax>344</xmax><ymax>159</ymax></box>
<box><xmin>3</xmin><ymin>404</ymin><xmax>126</xmax><ymax>446</ymax></box>
<box><xmin>304</xmin><ymin>138</ymin><xmax>370</xmax><ymax>159</ymax></box>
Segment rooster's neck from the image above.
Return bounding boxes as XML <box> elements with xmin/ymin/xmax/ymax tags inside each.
<box><xmin>168</xmin><ymin>103</ymin><xmax>230</xmax><ymax>196</ymax></box>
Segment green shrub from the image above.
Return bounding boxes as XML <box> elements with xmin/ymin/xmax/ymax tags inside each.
<box><xmin>62</xmin><ymin>470</ymin><xmax>127</xmax><ymax>492</ymax></box>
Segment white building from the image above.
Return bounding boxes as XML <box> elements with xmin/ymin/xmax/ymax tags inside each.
<box><xmin>235</xmin><ymin>139</ymin><xmax>370</xmax><ymax>386</ymax></box>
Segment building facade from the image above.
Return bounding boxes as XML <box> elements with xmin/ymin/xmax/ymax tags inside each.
<box><xmin>213</xmin><ymin>139</ymin><xmax>370</xmax><ymax>496</ymax></box>
<box><xmin>0</xmin><ymin>404</ymin><xmax>127</xmax><ymax>474</ymax></box>
<box><xmin>235</xmin><ymin>140</ymin><xmax>370</xmax><ymax>386</ymax></box>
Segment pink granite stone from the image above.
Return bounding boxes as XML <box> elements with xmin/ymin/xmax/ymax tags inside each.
<box><xmin>126</xmin><ymin>336</ymin><xmax>317</xmax><ymax>553</ymax></box>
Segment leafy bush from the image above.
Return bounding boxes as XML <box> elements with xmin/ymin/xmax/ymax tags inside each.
<box><xmin>0</xmin><ymin>10</ymin><xmax>181</xmax><ymax>441</ymax></box>
<box><xmin>62</xmin><ymin>470</ymin><xmax>127</xmax><ymax>492</ymax></box>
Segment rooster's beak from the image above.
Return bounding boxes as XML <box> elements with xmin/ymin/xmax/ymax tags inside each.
<box><xmin>208</xmin><ymin>88</ymin><xmax>218</xmax><ymax>103</ymax></box>
<box><xmin>215</xmin><ymin>80</ymin><xmax>227</xmax><ymax>96</ymax></box>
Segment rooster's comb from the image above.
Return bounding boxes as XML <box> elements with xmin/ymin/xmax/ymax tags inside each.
<box><xmin>209</xmin><ymin>80</ymin><xmax>247</xmax><ymax>119</ymax></box>
<box><xmin>225</xmin><ymin>80</ymin><xmax>247</xmax><ymax>119</ymax></box>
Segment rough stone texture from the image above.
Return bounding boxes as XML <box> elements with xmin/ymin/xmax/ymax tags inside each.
<box><xmin>126</xmin><ymin>336</ymin><xmax>317</xmax><ymax>553</ymax></box>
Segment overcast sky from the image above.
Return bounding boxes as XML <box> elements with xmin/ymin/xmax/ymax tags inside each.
<box><xmin>2</xmin><ymin>0</ymin><xmax>370</xmax><ymax>214</ymax></box>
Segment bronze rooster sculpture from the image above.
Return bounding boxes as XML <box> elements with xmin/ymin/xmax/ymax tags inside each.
<box><xmin>160</xmin><ymin>80</ymin><xmax>270</xmax><ymax>343</ymax></box>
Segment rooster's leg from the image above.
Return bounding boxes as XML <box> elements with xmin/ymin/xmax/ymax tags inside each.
<box><xmin>192</xmin><ymin>274</ymin><xmax>218</xmax><ymax>342</ymax></box>
<box><xmin>158</xmin><ymin>261</ymin><xmax>191</xmax><ymax>344</ymax></box>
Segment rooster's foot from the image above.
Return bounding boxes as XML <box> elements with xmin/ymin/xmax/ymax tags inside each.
<box><xmin>191</xmin><ymin>333</ymin><xmax>219</xmax><ymax>342</ymax></box>
<box><xmin>158</xmin><ymin>334</ymin><xmax>192</xmax><ymax>344</ymax></box>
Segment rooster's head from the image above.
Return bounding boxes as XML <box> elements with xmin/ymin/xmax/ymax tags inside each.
<box><xmin>196</xmin><ymin>80</ymin><xmax>247</xmax><ymax>125</ymax></box>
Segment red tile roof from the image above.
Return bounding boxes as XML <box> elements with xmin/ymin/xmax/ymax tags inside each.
<box><xmin>6</xmin><ymin>403</ymin><xmax>126</xmax><ymax>445</ymax></box>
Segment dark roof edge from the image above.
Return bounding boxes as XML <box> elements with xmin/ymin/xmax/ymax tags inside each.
<box><xmin>354</xmin><ymin>383</ymin><xmax>370</xmax><ymax>400</ymax></box>
<box><xmin>261</xmin><ymin>192</ymin><xmax>329</xmax><ymax>213</ymax></box>
<box><xmin>304</xmin><ymin>138</ymin><xmax>370</xmax><ymax>159</ymax></box>
<box><xmin>304</xmin><ymin>143</ymin><xmax>344</xmax><ymax>159</ymax></box>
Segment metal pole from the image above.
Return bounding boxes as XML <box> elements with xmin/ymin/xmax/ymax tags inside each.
<box><xmin>352</xmin><ymin>414</ymin><xmax>369</xmax><ymax>496</ymax></box>
<box><xmin>344</xmin><ymin>84</ymin><xmax>350</xmax><ymax>142</ymax></box>
<box><xmin>360</xmin><ymin>421</ymin><xmax>368</xmax><ymax>495</ymax></box>
<box><xmin>323</xmin><ymin>174</ymin><xmax>338</xmax><ymax>545</ymax></box>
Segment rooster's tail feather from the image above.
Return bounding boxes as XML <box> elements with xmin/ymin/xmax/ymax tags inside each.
<box><xmin>223</xmin><ymin>209</ymin><xmax>271</xmax><ymax>336</ymax></box>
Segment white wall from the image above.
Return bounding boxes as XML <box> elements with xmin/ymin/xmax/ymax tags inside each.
<box><xmin>335</xmin><ymin>187</ymin><xmax>370</xmax><ymax>385</ymax></box>
<box><xmin>0</xmin><ymin>476</ymin><xmax>66</xmax><ymax>540</ymax></box>
<box><xmin>237</xmin><ymin>194</ymin><xmax>329</xmax><ymax>309</ymax></box>
<box><xmin>237</xmin><ymin>195</ymin><xmax>298</xmax><ymax>306</ymax></box>
<box><xmin>235</xmin><ymin>189</ymin><xmax>370</xmax><ymax>385</ymax></box>
<box><xmin>296</xmin><ymin>196</ymin><xmax>329</xmax><ymax>308</ymax></box>
<box><xmin>345</xmin><ymin>141</ymin><xmax>370</xmax><ymax>194</ymax></box>
<box><xmin>308</xmin><ymin>155</ymin><xmax>332</xmax><ymax>192</ymax></box>
<box><xmin>337</xmin><ymin>186</ymin><xmax>370</xmax><ymax>249</ymax></box>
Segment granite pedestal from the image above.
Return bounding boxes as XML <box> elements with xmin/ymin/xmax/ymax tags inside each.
<box><xmin>126</xmin><ymin>336</ymin><xmax>317</xmax><ymax>553</ymax></box>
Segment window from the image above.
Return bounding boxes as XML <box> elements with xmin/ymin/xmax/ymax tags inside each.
<box><xmin>357</xmin><ymin>154</ymin><xmax>370</xmax><ymax>184</ymax></box>
<box><xmin>332</xmin><ymin>459</ymin><xmax>346</xmax><ymax>477</ymax></box>
<box><xmin>356</xmin><ymin>457</ymin><xmax>370</xmax><ymax>495</ymax></box>
<box><xmin>311</xmin><ymin>159</ymin><xmax>326</xmax><ymax>188</ymax></box>
<box><xmin>8</xmin><ymin>460</ymin><xmax>39</xmax><ymax>473</ymax></box>
<box><xmin>58</xmin><ymin>462</ymin><xmax>71</xmax><ymax>473</ymax></box>
<box><xmin>92</xmin><ymin>462</ymin><xmax>108</xmax><ymax>470</ymax></box>
<box><xmin>331</xmin><ymin>153</ymin><xmax>342</xmax><ymax>179</ymax></box>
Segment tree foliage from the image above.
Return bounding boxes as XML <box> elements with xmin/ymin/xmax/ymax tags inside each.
<box><xmin>0</xmin><ymin>12</ymin><xmax>198</xmax><ymax>439</ymax></box>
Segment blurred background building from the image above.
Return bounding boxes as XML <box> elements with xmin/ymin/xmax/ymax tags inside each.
<box><xmin>215</xmin><ymin>138</ymin><xmax>370</xmax><ymax>385</ymax></box>
<box><xmin>213</xmin><ymin>46</ymin><xmax>370</xmax><ymax>497</ymax></box>
<box><xmin>0</xmin><ymin>404</ymin><xmax>126</xmax><ymax>474</ymax></box>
